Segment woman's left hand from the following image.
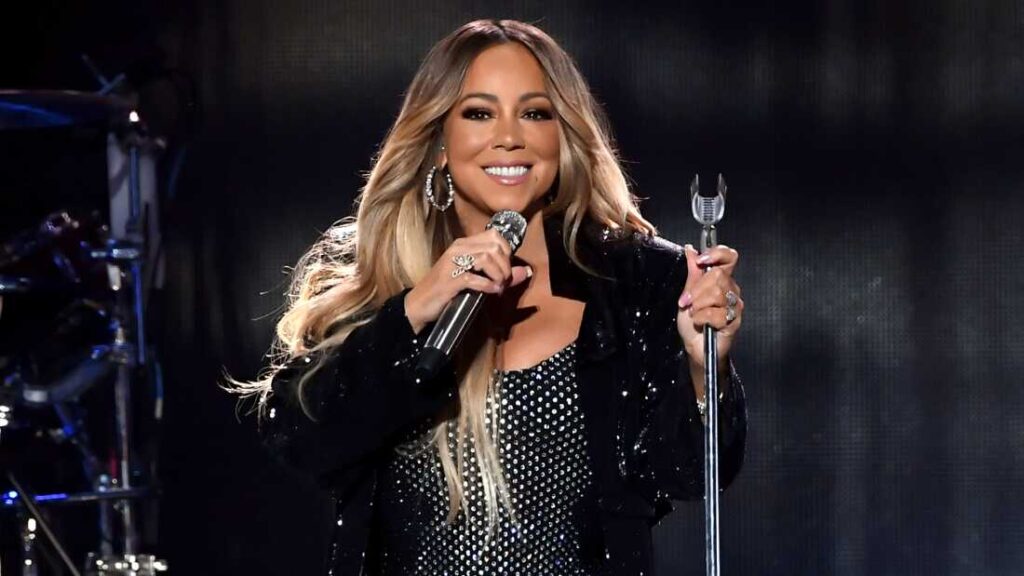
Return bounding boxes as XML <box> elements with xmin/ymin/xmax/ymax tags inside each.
<box><xmin>677</xmin><ymin>244</ymin><xmax>744</xmax><ymax>372</ymax></box>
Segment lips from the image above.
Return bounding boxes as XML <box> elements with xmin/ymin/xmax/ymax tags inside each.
<box><xmin>483</xmin><ymin>164</ymin><xmax>531</xmax><ymax>186</ymax></box>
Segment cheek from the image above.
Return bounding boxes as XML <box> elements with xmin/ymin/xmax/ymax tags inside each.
<box><xmin>530</xmin><ymin>124</ymin><xmax>561</xmax><ymax>161</ymax></box>
<box><xmin>457</xmin><ymin>130</ymin><xmax>491</xmax><ymax>154</ymax></box>
<box><xmin>443</xmin><ymin>119</ymin><xmax>490</xmax><ymax>162</ymax></box>
<box><xmin>531</xmin><ymin>126</ymin><xmax>560</xmax><ymax>186</ymax></box>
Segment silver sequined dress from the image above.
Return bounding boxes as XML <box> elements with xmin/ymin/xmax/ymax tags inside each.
<box><xmin>373</xmin><ymin>341</ymin><xmax>600</xmax><ymax>575</ymax></box>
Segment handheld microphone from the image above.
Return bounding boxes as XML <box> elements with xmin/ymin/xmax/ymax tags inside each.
<box><xmin>415</xmin><ymin>210</ymin><xmax>527</xmax><ymax>380</ymax></box>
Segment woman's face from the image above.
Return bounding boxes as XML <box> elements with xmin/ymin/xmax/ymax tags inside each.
<box><xmin>442</xmin><ymin>42</ymin><xmax>560</xmax><ymax>229</ymax></box>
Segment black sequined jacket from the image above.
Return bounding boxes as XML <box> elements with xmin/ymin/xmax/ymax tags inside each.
<box><xmin>261</xmin><ymin>212</ymin><xmax>747</xmax><ymax>575</ymax></box>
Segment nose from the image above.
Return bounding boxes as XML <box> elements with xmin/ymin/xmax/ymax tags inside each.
<box><xmin>492</xmin><ymin>115</ymin><xmax>525</xmax><ymax>151</ymax></box>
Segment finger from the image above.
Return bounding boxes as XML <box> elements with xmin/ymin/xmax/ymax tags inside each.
<box><xmin>446</xmin><ymin>241</ymin><xmax>510</xmax><ymax>283</ymax></box>
<box><xmin>454</xmin><ymin>269</ymin><xmax>503</xmax><ymax>296</ymax></box>
<box><xmin>455</xmin><ymin>236</ymin><xmax>507</xmax><ymax>257</ymax></box>
<box><xmin>690</xmin><ymin>283</ymin><xmax>744</xmax><ymax>315</ymax></box>
<box><xmin>690</xmin><ymin>306</ymin><xmax>741</xmax><ymax>332</ymax></box>
<box><xmin>707</xmin><ymin>268</ymin><xmax>740</xmax><ymax>299</ymax></box>
<box><xmin>471</xmin><ymin>251</ymin><xmax>510</xmax><ymax>286</ymax></box>
<box><xmin>495</xmin><ymin>227</ymin><xmax>514</xmax><ymax>255</ymax></box>
<box><xmin>484</xmin><ymin>228</ymin><xmax>513</xmax><ymax>258</ymax></box>
<box><xmin>695</xmin><ymin>245</ymin><xmax>739</xmax><ymax>273</ymax></box>
<box><xmin>688</xmin><ymin>306</ymin><xmax>713</xmax><ymax>330</ymax></box>
<box><xmin>681</xmin><ymin>243</ymin><xmax>703</xmax><ymax>298</ymax></box>
<box><xmin>689</xmin><ymin>289</ymin><xmax>726</xmax><ymax>313</ymax></box>
<box><xmin>717</xmin><ymin>273</ymin><xmax>741</xmax><ymax>298</ymax></box>
<box><xmin>688</xmin><ymin>293</ymin><xmax>745</xmax><ymax>325</ymax></box>
<box><xmin>486</xmin><ymin>247</ymin><xmax>513</xmax><ymax>283</ymax></box>
<box><xmin>508</xmin><ymin>265</ymin><xmax>534</xmax><ymax>288</ymax></box>
<box><xmin>686</xmin><ymin>268</ymin><xmax>725</xmax><ymax>304</ymax></box>
<box><xmin>695</xmin><ymin>245</ymin><xmax>737</xmax><ymax>265</ymax></box>
<box><xmin>690</xmin><ymin>268</ymin><xmax>740</xmax><ymax>305</ymax></box>
<box><xmin>453</xmin><ymin>232</ymin><xmax>511</xmax><ymax>260</ymax></box>
<box><xmin>460</xmin><ymin>239</ymin><xmax>512</xmax><ymax>280</ymax></box>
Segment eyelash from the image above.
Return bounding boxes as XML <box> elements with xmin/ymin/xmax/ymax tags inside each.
<box><xmin>461</xmin><ymin>108</ymin><xmax>553</xmax><ymax>121</ymax></box>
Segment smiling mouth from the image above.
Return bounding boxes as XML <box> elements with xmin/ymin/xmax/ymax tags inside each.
<box><xmin>483</xmin><ymin>165</ymin><xmax>531</xmax><ymax>177</ymax></box>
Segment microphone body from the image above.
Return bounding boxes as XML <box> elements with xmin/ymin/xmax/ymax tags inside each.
<box><xmin>415</xmin><ymin>210</ymin><xmax>527</xmax><ymax>380</ymax></box>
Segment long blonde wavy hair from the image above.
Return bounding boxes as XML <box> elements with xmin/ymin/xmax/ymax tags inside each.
<box><xmin>231</xmin><ymin>19</ymin><xmax>656</xmax><ymax>534</ymax></box>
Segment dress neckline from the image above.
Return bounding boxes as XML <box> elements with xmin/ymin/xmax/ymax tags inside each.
<box><xmin>494</xmin><ymin>339</ymin><xmax>578</xmax><ymax>375</ymax></box>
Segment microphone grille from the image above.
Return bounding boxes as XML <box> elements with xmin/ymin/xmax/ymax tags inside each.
<box><xmin>486</xmin><ymin>210</ymin><xmax>528</xmax><ymax>253</ymax></box>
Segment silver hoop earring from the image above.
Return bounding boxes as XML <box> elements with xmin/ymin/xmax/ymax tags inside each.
<box><xmin>424</xmin><ymin>165</ymin><xmax>455</xmax><ymax>212</ymax></box>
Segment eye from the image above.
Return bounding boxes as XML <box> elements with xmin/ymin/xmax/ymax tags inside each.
<box><xmin>461</xmin><ymin>107</ymin><xmax>492</xmax><ymax>121</ymax></box>
<box><xmin>523</xmin><ymin>108</ymin><xmax>554</xmax><ymax>121</ymax></box>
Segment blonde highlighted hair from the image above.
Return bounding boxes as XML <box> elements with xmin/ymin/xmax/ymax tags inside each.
<box><xmin>230</xmin><ymin>19</ymin><xmax>655</xmax><ymax>535</ymax></box>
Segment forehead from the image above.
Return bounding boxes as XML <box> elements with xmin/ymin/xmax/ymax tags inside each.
<box><xmin>461</xmin><ymin>42</ymin><xmax>548</xmax><ymax>95</ymax></box>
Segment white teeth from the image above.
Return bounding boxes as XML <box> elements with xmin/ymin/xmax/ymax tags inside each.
<box><xmin>484</xmin><ymin>165</ymin><xmax>529</xmax><ymax>177</ymax></box>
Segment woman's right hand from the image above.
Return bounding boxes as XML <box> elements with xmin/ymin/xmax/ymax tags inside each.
<box><xmin>404</xmin><ymin>227</ymin><xmax>534</xmax><ymax>335</ymax></box>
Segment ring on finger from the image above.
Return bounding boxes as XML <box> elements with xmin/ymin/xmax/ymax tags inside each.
<box><xmin>725</xmin><ymin>290</ymin><xmax>738</xmax><ymax>323</ymax></box>
<box><xmin>725</xmin><ymin>290</ymin><xmax>738</xmax><ymax>307</ymax></box>
<box><xmin>451</xmin><ymin>253</ymin><xmax>475</xmax><ymax>278</ymax></box>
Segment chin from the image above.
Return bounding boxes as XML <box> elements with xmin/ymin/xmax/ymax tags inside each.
<box><xmin>487</xmin><ymin>198</ymin><xmax>543</xmax><ymax>217</ymax></box>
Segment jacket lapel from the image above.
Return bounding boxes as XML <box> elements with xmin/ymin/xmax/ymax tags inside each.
<box><xmin>543</xmin><ymin>212</ymin><xmax>620</xmax><ymax>362</ymax></box>
<box><xmin>544</xmin><ymin>213</ymin><xmax>656</xmax><ymax>573</ymax></box>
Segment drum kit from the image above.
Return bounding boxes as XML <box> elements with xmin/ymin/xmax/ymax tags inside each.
<box><xmin>0</xmin><ymin>84</ymin><xmax>168</xmax><ymax>575</ymax></box>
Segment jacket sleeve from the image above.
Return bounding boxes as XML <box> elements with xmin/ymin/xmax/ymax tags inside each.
<box><xmin>259</xmin><ymin>287</ymin><xmax>456</xmax><ymax>486</ymax></box>
<box><xmin>629</xmin><ymin>241</ymin><xmax>747</xmax><ymax>515</ymax></box>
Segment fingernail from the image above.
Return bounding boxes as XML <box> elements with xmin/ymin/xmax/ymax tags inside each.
<box><xmin>525</xmin><ymin>266</ymin><xmax>534</xmax><ymax>278</ymax></box>
<box><xmin>697</xmin><ymin>254</ymin><xmax>712</xmax><ymax>265</ymax></box>
<box><xmin>678</xmin><ymin>292</ymin><xmax>692</xmax><ymax>309</ymax></box>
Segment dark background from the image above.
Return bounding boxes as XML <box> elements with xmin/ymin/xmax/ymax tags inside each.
<box><xmin>2</xmin><ymin>1</ymin><xmax>1023</xmax><ymax>574</ymax></box>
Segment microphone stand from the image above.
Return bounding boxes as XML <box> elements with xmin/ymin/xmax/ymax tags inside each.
<box><xmin>690</xmin><ymin>174</ymin><xmax>727</xmax><ymax>576</ymax></box>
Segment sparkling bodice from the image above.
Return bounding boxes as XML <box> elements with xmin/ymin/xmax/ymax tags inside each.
<box><xmin>373</xmin><ymin>341</ymin><xmax>598</xmax><ymax>575</ymax></box>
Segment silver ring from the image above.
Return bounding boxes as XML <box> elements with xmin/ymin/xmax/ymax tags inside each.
<box><xmin>451</xmin><ymin>253</ymin><xmax>475</xmax><ymax>278</ymax></box>
<box><xmin>725</xmin><ymin>290</ymin><xmax>738</xmax><ymax>307</ymax></box>
<box><xmin>725</xmin><ymin>290</ymin><xmax>738</xmax><ymax>323</ymax></box>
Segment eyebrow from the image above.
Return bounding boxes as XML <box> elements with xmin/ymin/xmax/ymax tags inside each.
<box><xmin>457</xmin><ymin>91</ymin><xmax>551</xmax><ymax>105</ymax></box>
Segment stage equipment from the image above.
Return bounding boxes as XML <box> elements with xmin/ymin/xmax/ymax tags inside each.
<box><xmin>690</xmin><ymin>173</ymin><xmax>728</xmax><ymax>576</ymax></box>
<box><xmin>0</xmin><ymin>86</ymin><xmax>167</xmax><ymax>575</ymax></box>
<box><xmin>0</xmin><ymin>90</ymin><xmax>130</xmax><ymax>131</ymax></box>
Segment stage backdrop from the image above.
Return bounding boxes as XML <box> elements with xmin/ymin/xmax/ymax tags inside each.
<box><xmin>2</xmin><ymin>0</ymin><xmax>1022</xmax><ymax>574</ymax></box>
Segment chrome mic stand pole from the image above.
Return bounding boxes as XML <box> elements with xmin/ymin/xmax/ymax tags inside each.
<box><xmin>691</xmin><ymin>174</ymin><xmax>727</xmax><ymax>576</ymax></box>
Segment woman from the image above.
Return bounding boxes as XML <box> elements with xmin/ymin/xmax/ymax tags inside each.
<box><xmin>234</xmin><ymin>19</ymin><xmax>747</xmax><ymax>576</ymax></box>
